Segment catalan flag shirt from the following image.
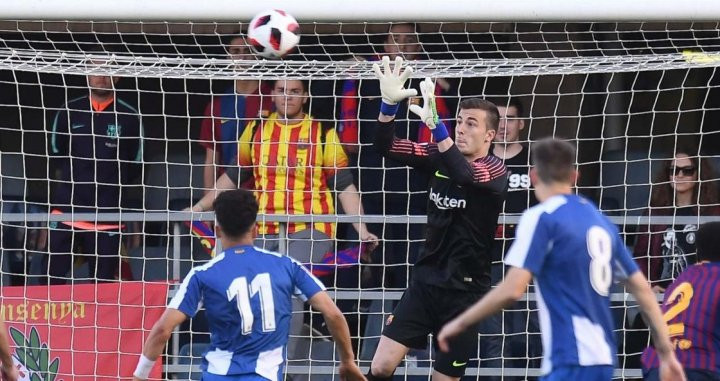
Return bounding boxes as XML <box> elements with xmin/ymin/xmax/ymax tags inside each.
<box><xmin>238</xmin><ymin>113</ymin><xmax>349</xmax><ymax>237</ymax></box>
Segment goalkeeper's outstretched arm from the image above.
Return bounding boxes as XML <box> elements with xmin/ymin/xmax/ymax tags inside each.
<box><xmin>372</xmin><ymin>56</ymin><xmax>440</xmax><ymax>171</ymax></box>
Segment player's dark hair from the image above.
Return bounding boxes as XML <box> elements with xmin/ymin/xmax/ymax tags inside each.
<box><xmin>459</xmin><ymin>98</ymin><xmax>500</xmax><ymax>131</ymax></box>
<box><xmin>532</xmin><ymin>138</ymin><xmax>576</xmax><ymax>184</ymax></box>
<box><xmin>212</xmin><ymin>189</ymin><xmax>258</xmax><ymax>238</ymax></box>
<box><xmin>695</xmin><ymin>222</ymin><xmax>720</xmax><ymax>262</ymax></box>
<box><xmin>488</xmin><ymin>96</ymin><xmax>525</xmax><ymax>118</ymax></box>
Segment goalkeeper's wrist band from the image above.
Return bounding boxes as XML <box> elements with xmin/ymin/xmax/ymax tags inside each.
<box><xmin>380</xmin><ymin>101</ymin><xmax>399</xmax><ymax>116</ymax></box>
<box><xmin>133</xmin><ymin>354</ymin><xmax>155</xmax><ymax>379</ymax></box>
<box><xmin>431</xmin><ymin>121</ymin><xmax>449</xmax><ymax>142</ymax></box>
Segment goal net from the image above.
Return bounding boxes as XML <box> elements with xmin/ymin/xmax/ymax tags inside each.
<box><xmin>1</xmin><ymin>6</ymin><xmax>720</xmax><ymax>380</ymax></box>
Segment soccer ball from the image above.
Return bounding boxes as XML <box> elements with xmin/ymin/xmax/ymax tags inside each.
<box><xmin>247</xmin><ymin>9</ymin><xmax>300</xmax><ymax>59</ymax></box>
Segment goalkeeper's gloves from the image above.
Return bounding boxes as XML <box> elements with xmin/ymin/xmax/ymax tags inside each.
<box><xmin>372</xmin><ymin>56</ymin><xmax>417</xmax><ymax>116</ymax></box>
<box><xmin>409</xmin><ymin>77</ymin><xmax>449</xmax><ymax>142</ymax></box>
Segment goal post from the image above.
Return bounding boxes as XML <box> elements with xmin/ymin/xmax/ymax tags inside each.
<box><xmin>1</xmin><ymin>7</ymin><xmax>720</xmax><ymax>381</ymax></box>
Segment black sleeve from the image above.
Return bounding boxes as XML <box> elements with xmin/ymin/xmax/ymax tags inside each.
<box><xmin>326</xmin><ymin>168</ymin><xmax>354</xmax><ymax>192</ymax></box>
<box><xmin>439</xmin><ymin>145</ymin><xmax>508</xmax><ymax>193</ymax></box>
<box><xmin>373</xmin><ymin>119</ymin><xmax>438</xmax><ymax>172</ymax></box>
<box><xmin>224</xmin><ymin>166</ymin><xmax>251</xmax><ymax>188</ymax></box>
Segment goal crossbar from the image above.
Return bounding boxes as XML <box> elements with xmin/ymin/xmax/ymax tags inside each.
<box><xmin>3</xmin><ymin>50</ymin><xmax>720</xmax><ymax>79</ymax></box>
<box><xmin>2</xmin><ymin>0</ymin><xmax>720</xmax><ymax>22</ymax></box>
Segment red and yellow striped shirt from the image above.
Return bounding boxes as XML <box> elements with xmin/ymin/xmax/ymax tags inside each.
<box><xmin>238</xmin><ymin>113</ymin><xmax>349</xmax><ymax>237</ymax></box>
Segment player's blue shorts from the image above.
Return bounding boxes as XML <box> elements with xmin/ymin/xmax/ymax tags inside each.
<box><xmin>202</xmin><ymin>372</ymin><xmax>272</xmax><ymax>381</ymax></box>
<box><xmin>540</xmin><ymin>365</ymin><xmax>613</xmax><ymax>381</ymax></box>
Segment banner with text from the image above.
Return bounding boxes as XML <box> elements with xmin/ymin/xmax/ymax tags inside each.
<box><xmin>1</xmin><ymin>281</ymin><xmax>168</xmax><ymax>381</ymax></box>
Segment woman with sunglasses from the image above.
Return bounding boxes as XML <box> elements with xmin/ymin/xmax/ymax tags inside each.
<box><xmin>633</xmin><ymin>147</ymin><xmax>720</xmax><ymax>293</ymax></box>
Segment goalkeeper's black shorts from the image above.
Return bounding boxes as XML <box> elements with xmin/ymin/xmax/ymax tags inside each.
<box><xmin>381</xmin><ymin>281</ymin><xmax>487</xmax><ymax>377</ymax></box>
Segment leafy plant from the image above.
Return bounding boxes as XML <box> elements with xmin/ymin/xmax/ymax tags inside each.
<box><xmin>9</xmin><ymin>327</ymin><xmax>60</xmax><ymax>381</ymax></box>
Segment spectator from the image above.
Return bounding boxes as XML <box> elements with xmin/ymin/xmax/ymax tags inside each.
<box><xmin>339</xmin><ymin>23</ymin><xmax>457</xmax><ymax>290</ymax></box>
<box><xmin>489</xmin><ymin>96</ymin><xmax>541</xmax><ymax>377</ymax></box>
<box><xmin>633</xmin><ymin>147</ymin><xmax>720</xmax><ymax>291</ymax></box>
<box><xmin>625</xmin><ymin>146</ymin><xmax>720</xmax><ymax>369</ymax></box>
<box><xmin>46</xmin><ymin>54</ymin><xmax>142</xmax><ymax>284</ymax></box>
<box><xmin>199</xmin><ymin>35</ymin><xmax>273</xmax><ymax>192</ymax></box>
<box><xmin>490</xmin><ymin>96</ymin><xmax>538</xmax><ymax>273</ymax></box>
<box><xmin>190</xmin><ymin>78</ymin><xmax>378</xmax><ymax>368</ymax></box>
<box><xmin>191</xmin><ymin>78</ymin><xmax>378</xmax><ymax>265</ymax></box>
<box><xmin>491</xmin><ymin>97</ymin><xmax>537</xmax><ymax>219</ymax></box>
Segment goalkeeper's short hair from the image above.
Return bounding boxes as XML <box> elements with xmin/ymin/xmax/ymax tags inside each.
<box><xmin>458</xmin><ymin>98</ymin><xmax>500</xmax><ymax>131</ymax></box>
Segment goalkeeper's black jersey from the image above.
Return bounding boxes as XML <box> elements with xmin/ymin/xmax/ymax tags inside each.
<box><xmin>375</xmin><ymin>120</ymin><xmax>507</xmax><ymax>293</ymax></box>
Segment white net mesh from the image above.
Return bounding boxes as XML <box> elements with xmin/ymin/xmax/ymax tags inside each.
<box><xmin>2</xmin><ymin>19</ymin><xmax>720</xmax><ymax>380</ymax></box>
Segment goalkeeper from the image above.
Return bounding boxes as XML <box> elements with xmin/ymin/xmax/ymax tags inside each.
<box><xmin>366</xmin><ymin>56</ymin><xmax>507</xmax><ymax>381</ymax></box>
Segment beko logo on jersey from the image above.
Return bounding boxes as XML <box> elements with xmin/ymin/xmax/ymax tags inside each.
<box><xmin>429</xmin><ymin>188</ymin><xmax>467</xmax><ymax>209</ymax></box>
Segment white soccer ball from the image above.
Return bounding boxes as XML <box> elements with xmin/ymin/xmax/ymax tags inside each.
<box><xmin>247</xmin><ymin>9</ymin><xmax>300</xmax><ymax>59</ymax></box>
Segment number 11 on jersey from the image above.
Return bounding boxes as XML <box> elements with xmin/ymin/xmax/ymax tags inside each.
<box><xmin>227</xmin><ymin>273</ymin><xmax>276</xmax><ymax>334</ymax></box>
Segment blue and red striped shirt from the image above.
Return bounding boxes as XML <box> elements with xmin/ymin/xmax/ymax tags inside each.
<box><xmin>642</xmin><ymin>262</ymin><xmax>720</xmax><ymax>373</ymax></box>
<box><xmin>199</xmin><ymin>83</ymin><xmax>273</xmax><ymax>175</ymax></box>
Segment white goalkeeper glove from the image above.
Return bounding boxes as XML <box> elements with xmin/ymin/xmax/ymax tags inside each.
<box><xmin>408</xmin><ymin>77</ymin><xmax>439</xmax><ymax>129</ymax></box>
<box><xmin>372</xmin><ymin>56</ymin><xmax>417</xmax><ymax>115</ymax></box>
<box><xmin>409</xmin><ymin>77</ymin><xmax>450</xmax><ymax>142</ymax></box>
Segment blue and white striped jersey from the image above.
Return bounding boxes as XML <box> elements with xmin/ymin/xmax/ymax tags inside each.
<box><xmin>505</xmin><ymin>194</ymin><xmax>639</xmax><ymax>375</ymax></box>
<box><xmin>168</xmin><ymin>244</ymin><xmax>325</xmax><ymax>381</ymax></box>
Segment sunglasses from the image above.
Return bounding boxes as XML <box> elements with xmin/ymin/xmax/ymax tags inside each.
<box><xmin>669</xmin><ymin>166</ymin><xmax>697</xmax><ymax>177</ymax></box>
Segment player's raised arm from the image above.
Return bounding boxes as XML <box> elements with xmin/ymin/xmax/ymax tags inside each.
<box><xmin>372</xmin><ymin>56</ymin><xmax>441</xmax><ymax>171</ymax></box>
